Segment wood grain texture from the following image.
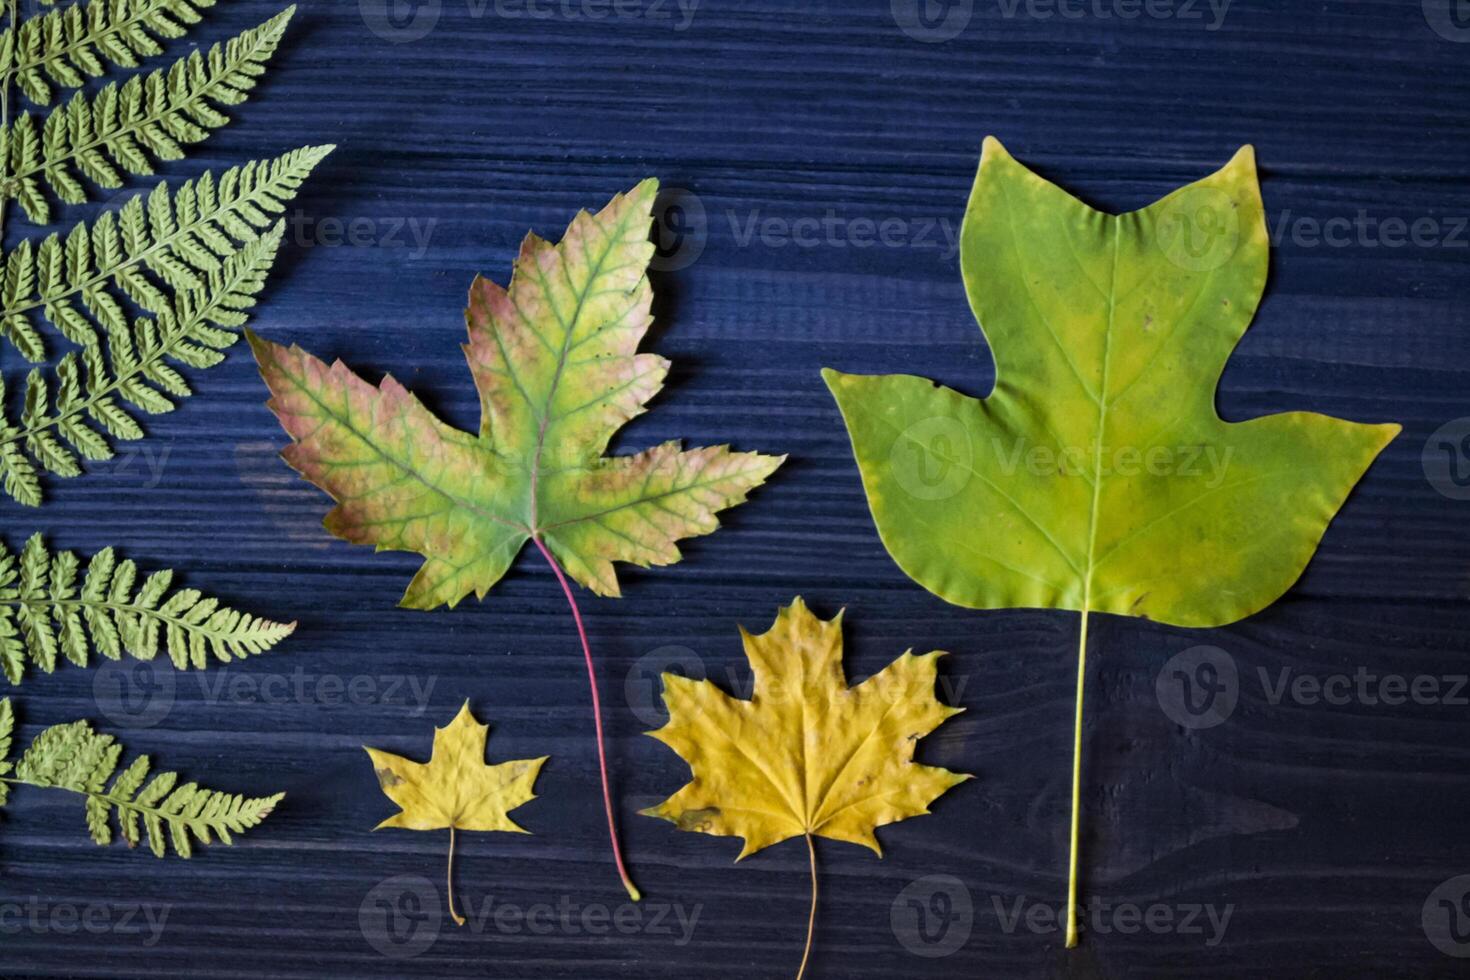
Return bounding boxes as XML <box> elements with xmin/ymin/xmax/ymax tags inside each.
<box><xmin>1</xmin><ymin>0</ymin><xmax>1468</xmax><ymax>977</ymax></box>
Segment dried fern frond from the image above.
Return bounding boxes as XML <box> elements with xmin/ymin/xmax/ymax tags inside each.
<box><xmin>0</xmin><ymin>699</ymin><xmax>283</xmax><ymax>857</ymax></box>
<box><xmin>1</xmin><ymin>5</ymin><xmax>296</xmax><ymax>225</ymax></box>
<box><xmin>0</xmin><ymin>532</ymin><xmax>295</xmax><ymax>684</ymax></box>
<box><xmin>0</xmin><ymin>0</ymin><xmax>219</xmax><ymax>106</ymax></box>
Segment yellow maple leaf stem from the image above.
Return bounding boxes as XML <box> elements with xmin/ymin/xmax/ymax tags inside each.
<box><xmin>797</xmin><ymin>833</ymin><xmax>818</xmax><ymax>980</ymax></box>
<box><xmin>448</xmin><ymin>826</ymin><xmax>465</xmax><ymax>927</ymax></box>
<box><xmin>532</xmin><ymin>534</ymin><xmax>641</xmax><ymax>903</ymax></box>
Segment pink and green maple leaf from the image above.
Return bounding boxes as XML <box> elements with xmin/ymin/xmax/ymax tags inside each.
<box><xmin>249</xmin><ymin>180</ymin><xmax>783</xmax><ymax>611</ymax></box>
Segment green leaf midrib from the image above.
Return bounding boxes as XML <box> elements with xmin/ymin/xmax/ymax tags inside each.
<box><xmin>523</xmin><ymin>204</ymin><xmax>639</xmax><ymax>535</ymax></box>
<box><xmin>1080</xmin><ymin>220</ymin><xmax>1123</xmax><ymax>613</ymax></box>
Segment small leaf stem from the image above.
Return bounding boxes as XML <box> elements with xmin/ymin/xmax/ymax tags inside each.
<box><xmin>1065</xmin><ymin>607</ymin><xmax>1089</xmax><ymax>948</ymax></box>
<box><xmin>448</xmin><ymin>826</ymin><xmax>465</xmax><ymax>926</ymax></box>
<box><xmin>797</xmin><ymin>833</ymin><xmax>818</xmax><ymax>980</ymax></box>
<box><xmin>530</xmin><ymin>534</ymin><xmax>641</xmax><ymax>903</ymax></box>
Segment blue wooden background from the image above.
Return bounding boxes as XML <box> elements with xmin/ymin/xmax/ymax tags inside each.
<box><xmin>2</xmin><ymin>0</ymin><xmax>1468</xmax><ymax>976</ymax></box>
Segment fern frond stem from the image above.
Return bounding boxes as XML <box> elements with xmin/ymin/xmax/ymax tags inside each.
<box><xmin>796</xmin><ymin>833</ymin><xmax>817</xmax><ymax>980</ymax></box>
<box><xmin>530</xmin><ymin>533</ymin><xmax>641</xmax><ymax>903</ymax></box>
<box><xmin>8</xmin><ymin>21</ymin><xmax>282</xmax><ymax>189</ymax></box>
<box><xmin>1065</xmin><ymin>607</ymin><xmax>1089</xmax><ymax>948</ymax></box>
<box><xmin>447</xmin><ymin>826</ymin><xmax>465</xmax><ymax>927</ymax></box>
<box><xmin>2</xmin><ymin>776</ymin><xmax>147</xmax><ymax>817</ymax></box>
<box><xmin>0</xmin><ymin>239</ymin><xmax>263</xmax><ymax>451</ymax></box>
<box><xmin>4</xmin><ymin>595</ymin><xmax>257</xmax><ymax>645</ymax></box>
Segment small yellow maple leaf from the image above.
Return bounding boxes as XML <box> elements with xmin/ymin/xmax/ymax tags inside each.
<box><xmin>642</xmin><ymin>598</ymin><xmax>970</xmax><ymax>977</ymax></box>
<box><xmin>365</xmin><ymin>701</ymin><xmax>547</xmax><ymax>924</ymax></box>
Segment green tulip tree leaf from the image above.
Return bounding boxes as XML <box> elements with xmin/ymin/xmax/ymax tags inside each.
<box><xmin>823</xmin><ymin>137</ymin><xmax>1399</xmax><ymax>944</ymax></box>
<box><xmin>249</xmin><ymin>180</ymin><xmax>783</xmax><ymax>900</ymax></box>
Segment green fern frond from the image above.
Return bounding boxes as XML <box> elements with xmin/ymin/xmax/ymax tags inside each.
<box><xmin>0</xmin><ymin>218</ymin><xmax>301</xmax><ymax>503</ymax></box>
<box><xmin>0</xmin><ymin>143</ymin><xmax>331</xmax><ymax>361</ymax></box>
<box><xmin>0</xmin><ymin>533</ymin><xmax>295</xmax><ymax>684</ymax></box>
<box><xmin>0</xmin><ymin>0</ymin><xmax>219</xmax><ymax>106</ymax></box>
<box><xmin>1</xmin><ymin>5</ymin><xmax>295</xmax><ymax>224</ymax></box>
<box><xmin>1</xmin><ymin>704</ymin><xmax>282</xmax><ymax>857</ymax></box>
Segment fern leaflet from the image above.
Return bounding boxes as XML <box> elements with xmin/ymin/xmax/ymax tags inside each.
<box><xmin>0</xmin><ymin>532</ymin><xmax>295</xmax><ymax>684</ymax></box>
<box><xmin>0</xmin><ymin>143</ymin><xmax>332</xmax><ymax>361</ymax></box>
<box><xmin>0</xmin><ymin>697</ymin><xmax>12</xmax><ymax>806</ymax></box>
<box><xmin>0</xmin><ymin>0</ymin><xmax>219</xmax><ymax>106</ymax></box>
<box><xmin>0</xmin><ymin>700</ymin><xmax>283</xmax><ymax>857</ymax></box>
<box><xmin>1</xmin><ymin>5</ymin><xmax>295</xmax><ymax>224</ymax></box>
